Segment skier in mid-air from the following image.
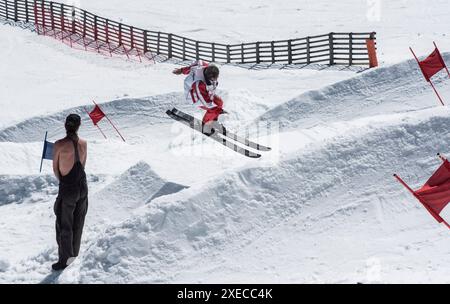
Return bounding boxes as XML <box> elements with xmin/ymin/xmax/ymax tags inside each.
<box><xmin>172</xmin><ymin>60</ymin><xmax>226</xmax><ymax>129</ymax></box>
<box><xmin>168</xmin><ymin>60</ymin><xmax>270</xmax><ymax>157</ymax></box>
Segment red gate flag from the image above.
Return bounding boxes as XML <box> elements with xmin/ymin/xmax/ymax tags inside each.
<box><xmin>394</xmin><ymin>155</ymin><xmax>450</xmax><ymax>229</ymax></box>
<box><xmin>410</xmin><ymin>42</ymin><xmax>450</xmax><ymax>106</ymax></box>
<box><xmin>88</xmin><ymin>104</ymin><xmax>106</xmax><ymax>125</ymax></box>
<box><xmin>84</xmin><ymin>106</ymin><xmax>107</xmax><ymax>139</ymax></box>
<box><xmin>418</xmin><ymin>47</ymin><xmax>447</xmax><ymax>82</ymax></box>
<box><xmin>92</xmin><ymin>100</ymin><xmax>126</xmax><ymax>142</ymax></box>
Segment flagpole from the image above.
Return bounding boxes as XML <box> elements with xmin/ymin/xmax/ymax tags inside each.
<box><xmin>39</xmin><ymin>131</ymin><xmax>48</xmax><ymax>173</ymax></box>
<box><xmin>393</xmin><ymin>174</ymin><xmax>416</xmax><ymax>195</ymax></box>
<box><xmin>410</xmin><ymin>47</ymin><xmax>445</xmax><ymax>106</ymax></box>
<box><xmin>429</xmin><ymin>81</ymin><xmax>445</xmax><ymax>106</ymax></box>
<box><xmin>92</xmin><ymin>100</ymin><xmax>126</xmax><ymax>142</ymax></box>
<box><xmin>437</xmin><ymin>153</ymin><xmax>446</xmax><ymax>162</ymax></box>
<box><xmin>394</xmin><ymin>173</ymin><xmax>449</xmax><ymax>229</ymax></box>
<box><xmin>433</xmin><ymin>42</ymin><xmax>450</xmax><ymax>78</ymax></box>
<box><xmin>442</xmin><ymin>220</ymin><xmax>450</xmax><ymax>229</ymax></box>
<box><xmin>435</xmin><ymin>154</ymin><xmax>449</xmax><ymax>229</ymax></box>
<box><xmin>84</xmin><ymin>107</ymin><xmax>108</xmax><ymax>139</ymax></box>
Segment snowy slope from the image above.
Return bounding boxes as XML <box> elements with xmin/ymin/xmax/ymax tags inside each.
<box><xmin>1</xmin><ymin>55</ymin><xmax>449</xmax><ymax>283</ymax></box>
<box><xmin>56</xmin><ymin>106</ymin><xmax>450</xmax><ymax>283</ymax></box>
<box><xmin>1</xmin><ymin>0</ymin><xmax>450</xmax><ymax>284</ymax></box>
<box><xmin>256</xmin><ymin>53</ymin><xmax>450</xmax><ymax>130</ymax></box>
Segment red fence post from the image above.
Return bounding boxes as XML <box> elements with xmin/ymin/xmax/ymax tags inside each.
<box><xmin>366</xmin><ymin>32</ymin><xmax>378</xmax><ymax>68</ymax></box>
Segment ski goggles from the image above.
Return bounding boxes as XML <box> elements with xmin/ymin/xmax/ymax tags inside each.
<box><xmin>207</xmin><ymin>80</ymin><xmax>218</xmax><ymax>90</ymax></box>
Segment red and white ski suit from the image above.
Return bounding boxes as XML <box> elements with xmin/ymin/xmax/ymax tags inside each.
<box><xmin>181</xmin><ymin>60</ymin><xmax>224</xmax><ymax>123</ymax></box>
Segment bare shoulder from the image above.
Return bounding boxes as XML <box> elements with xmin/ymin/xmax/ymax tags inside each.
<box><xmin>79</xmin><ymin>138</ymin><xmax>88</xmax><ymax>147</ymax></box>
<box><xmin>54</xmin><ymin>139</ymin><xmax>64</xmax><ymax>149</ymax></box>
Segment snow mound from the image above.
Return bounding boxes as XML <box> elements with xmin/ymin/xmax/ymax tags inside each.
<box><xmin>59</xmin><ymin>106</ymin><xmax>450</xmax><ymax>283</ymax></box>
<box><xmin>0</xmin><ymin>89</ymin><xmax>269</xmax><ymax>143</ymax></box>
<box><xmin>0</xmin><ymin>174</ymin><xmax>108</xmax><ymax>206</ymax></box>
<box><xmin>256</xmin><ymin>53</ymin><xmax>450</xmax><ymax>130</ymax></box>
<box><xmin>147</xmin><ymin>182</ymin><xmax>189</xmax><ymax>203</ymax></box>
<box><xmin>89</xmin><ymin>161</ymin><xmax>187</xmax><ymax>224</ymax></box>
<box><xmin>0</xmin><ymin>259</ymin><xmax>10</xmax><ymax>272</ymax></box>
<box><xmin>0</xmin><ymin>175</ymin><xmax>58</xmax><ymax>206</ymax></box>
<box><xmin>0</xmin><ymin>93</ymin><xmax>188</xmax><ymax>143</ymax></box>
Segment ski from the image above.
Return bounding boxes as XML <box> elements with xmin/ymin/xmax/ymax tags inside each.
<box><xmin>166</xmin><ymin>109</ymin><xmax>261</xmax><ymax>158</ymax></box>
<box><xmin>171</xmin><ymin>108</ymin><xmax>271</xmax><ymax>151</ymax></box>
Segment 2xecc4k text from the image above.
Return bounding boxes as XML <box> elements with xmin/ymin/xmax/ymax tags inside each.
<box><xmin>177</xmin><ymin>288</ymin><xmax>273</xmax><ymax>302</ymax></box>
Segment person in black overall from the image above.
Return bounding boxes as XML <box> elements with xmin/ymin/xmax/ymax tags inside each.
<box><xmin>52</xmin><ymin>114</ymin><xmax>88</xmax><ymax>271</ymax></box>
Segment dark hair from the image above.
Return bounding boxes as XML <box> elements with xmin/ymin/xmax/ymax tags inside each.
<box><xmin>65</xmin><ymin>114</ymin><xmax>81</xmax><ymax>140</ymax></box>
<box><xmin>204</xmin><ymin>65</ymin><xmax>219</xmax><ymax>82</ymax></box>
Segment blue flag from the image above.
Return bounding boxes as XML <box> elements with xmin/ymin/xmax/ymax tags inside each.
<box><xmin>40</xmin><ymin>132</ymin><xmax>54</xmax><ymax>172</ymax></box>
<box><xmin>43</xmin><ymin>140</ymin><xmax>54</xmax><ymax>160</ymax></box>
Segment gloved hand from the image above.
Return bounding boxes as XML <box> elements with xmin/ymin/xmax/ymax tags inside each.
<box><xmin>172</xmin><ymin>68</ymin><xmax>183</xmax><ymax>75</ymax></box>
